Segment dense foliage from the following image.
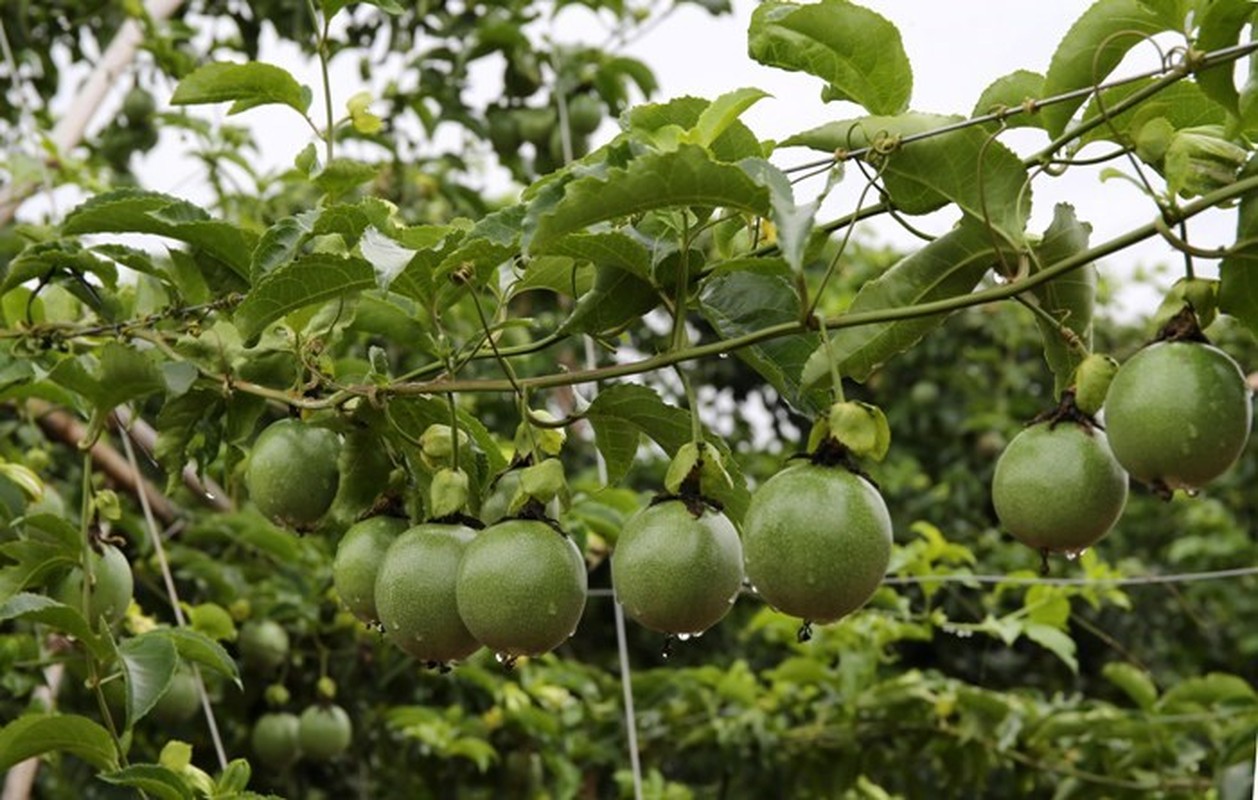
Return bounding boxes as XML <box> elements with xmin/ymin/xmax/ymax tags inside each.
<box><xmin>1</xmin><ymin>0</ymin><xmax>1257</xmax><ymax>798</ymax></box>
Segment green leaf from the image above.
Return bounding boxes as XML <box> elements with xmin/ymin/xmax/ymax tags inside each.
<box><xmin>312</xmin><ymin>158</ymin><xmax>380</xmax><ymax>202</ymax></box>
<box><xmin>686</xmin><ymin>88</ymin><xmax>770</xmax><ymax>148</ymax></box>
<box><xmin>100</xmin><ymin>764</ymin><xmax>193</xmax><ymax>800</ymax></box>
<box><xmin>63</xmin><ymin>190</ymin><xmax>256</xmax><ymax>279</ymax></box>
<box><xmin>511</xmin><ymin>256</ymin><xmax>592</xmax><ymax>299</ymax></box>
<box><xmin>0</xmin><ymin>592</ymin><xmax>109</xmax><ymax>659</ymax></box>
<box><xmin>1102</xmin><ymin>662</ymin><xmax>1159</xmax><ymax>709</ymax></box>
<box><xmin>737</xmin><ymin>158</ymin><xmax>818</xmax><ymax>273</ymax></box>
<box><xmin>151</xmin><ymin>627</ymin><xmax>242</xmax><ymax>688</ymax></box>
<box><xmin>698</xmin><ymin>270</ymin><xmax>826</xmax><ymax>414</ymax></box>
<box><xmin>0</xmin><ymin>714</ymin><xmax>119</xmax><ymax>772</ymax></box>
<box><xmin>234</xmin><ymin>254</ymin><xmax>376</xmax><ymax>342</ymax></box>
<box><xmin>784</xmin><ymin>113</ymin><xmax>1030</xmax><ymax>245</ymax></box>
<box><xmin>1040</xmin><ymin>0</ymin><xmax>1169</xmax><ymax>137</ymax></box>
<box><xmin>801</xmin><ymin>222</ymin><xmax>1001</xmax><ymax>385</ymax></box>
<box><xmin>1077</xmin><ymin>80</ymin><xmax>1226</xmax><ymax>147</ymax></box>
<box><xmin>528</xmin><ymin>145</ymin><xmax>770</xmax><ymax>252</ymax></box>
<box><xmin>748</xmin><ymin>0</ymin><xmax>911</xmax><ymax>114</ymax></box>
<box><xmin>1220</xmin><ymin>157</ymin><xmax>1258</xmax><ymax>335</ymax></box>
<box><xmin>557</xmin><ymin>265</ymin><xmax>658</xmax><ymax>335</ymax></box>
<box><xmin>537</xmin><ymin>231</ymin><xmax>653</xmax><ymax>281</ymax></box>
<box><xmin>623</xmin><ymin>97</ymin><xmax>763</xmax><ymax>163</ymax></box>
<box><xmin>1023</xmin><ymin>622</ymin><xmax>1079</xmax><ymax>672</ymax></box>
<box><xmin>119</xmin><ymin>632</ymin><xmax>179</xmax><ymax>728</ymax></box>
<box><xmin>1194</xmin><ymin>0</ymin><xmax>1254</xmax><ymax>115</ymax></box>
<box><xmin>323</xmin><ymin>0</ymin><xmax>404</xmax><ymax>14</ymax></box>
<box><xmin>972</xmin><ymin>70</ymin><xmax>1045</xmax><ymax>130</ymax></box>
<box><xmin>170</xmin><ymin>62</ymin><xmax>309</xmax><ymax>116</ymax></box>
<box><xmin>1158</xmin><ymin>672</ymin><xmax>1257</xmax><ymax>710</ymax></box>
<box><xmin>252</xmin><ymin>212</ymin><xmax>317</xmax><ymax>281</ymax></box>
<box><xmin>1030</xmin><ymin>204</ymin><xmax>1095</xmax><ymax>397</ymax></box>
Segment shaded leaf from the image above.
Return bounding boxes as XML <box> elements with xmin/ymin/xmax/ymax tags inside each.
<box><xmin>0</xmin><ymin>592</ymin><xmax>109</xmax><ymax>659</ymax></box>
<box><xmin>748</xmin><ymin>0</ymin><xmax>911</xmax><ymax>113</ymax></box>
<box><xmin>100</xmin><ymin>764</ymin><xmax>193</xmax><ymax>800</ymax></box>
<box><xmin>537</xmin><ymin>231</ymin><xmax>652</xmax><ymax>281</ymax></box>
<box><xmin>1220</xmin><ymin>156</ymin><xmax>1258</xmax><ymax>335</ymax></box>
<box><xmin>151</xmin><ymin>627</ymin><xmax>242</xmax><ymax>688</ymax></box>
<box><xmin>234</xmin><ymin>255</ymin><xmax>375</xmax><ymax>342</ymax></box>
<box><xmin>1030</xmin><ymin>204</ymin><xmax>1095</xmax><ymax>397</ymax></box>
<box><xmin>557</xmin><ymin>266</ymin><xmax>658</xmax><ymax>335</ymax></box>
<box><xmin>0</xmin><ymin>714</ymin><xmax>119</xmax><ymax>772</ymax></box>
<box><xmin>1102</xmin><ymin>662</ymin><xmax>1159</xmax><ymax>709</ymax></box>
<box><xmin>802</xmin><ymin>222</ymin><xmax>1001</xmax><ymax>385</ymax></box>
<box><xmin>1194</xmin><ymin>0</ymin><xmax>1254</xmax><ymax>115</ymax></box>
<box><xmin>119</xmin><ymin>633</ymin><xmax>179</xmax><ymax>727</ymax></box>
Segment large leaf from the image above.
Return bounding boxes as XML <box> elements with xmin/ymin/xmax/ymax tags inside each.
<box><xmin>623</xmin><ymin>97</ymin><xmax>763</xmax><ymax>163</ymax></box>
<box><xmin>1030</xmin><ymin>204</ymin><xmax>1095</xmax><ymax>397</ymax></box>
<box><xmin>63</xmin><ymin>190</ymin><xmax>256</xmax><ymax>279</ymax></box>
<box><xmin>0</xmin><ymin>592</ymin><xmax>109</xmax><ymax>660</ymax></box>
<box><xmin>537</xmin><ymin>232</ymin><xmax>653</xmax><ymax>282</ymax></box>
<box><xmin>118</xmin><ymin>632</ymin><xmax>179</xmax><ymax>728</ymax></box>
<box><xmin>784</xmin><ymin>113</ymin><xmax>1030</xmax><ymax>245</ymax></box>
<box><xmin>1194</xmin><ymin>0</ymin><xmax>1255</xmax><ymax>115</ymax></box>
<box><xmin>100</xmin><ymin>764</ymin><xmax>194</xmax><ymax>800</ymax></box>
<box><xmin>747</xmin><ymin>0</ymin><xmax>911</xmax><ymax>114</ymax></box>
<box><xmin>528</xmin><ymin>145</ymin><xmax>770</xmax><ymax>252</ymax></box>
<box><xmin>557</xmin><ymin>266</ymin><xmax>659</xmax><ymax>336</ymax></box>
<box><xmin>802</xmin><ymin>222</ymin><xmax>1001</xmax><ymax>385</ymax></box>
<box><xmin>972</xmin><ymin>70</ymin><xmax>1046</xmax><ymax>130</ymax></box>
<box><xmin>1040</xmin><ymin>0</ymin><xmax>1170</xmax><ymax>137</ymax></box>
<box><xmin>584</xmin><ymin>384</ymin><xmax>749</xmax><ymax>520</ymax></box>
<box><xmin>152</xmin><ymin>627</ymin><xmax>241</xmax><ymax>687</ymax></box>
<box><xmin>234</xmin><ymin>254</ymin><xmax>376</xmax><ymax>342</ymax></box>
<box><xmin>0</xmin><ymin>714</ymin><xmax>119</xmax><ymax>772</ymax></box>
<box><xmin>1219</xmin><ymin>157</ymin><xmax>1258</xmax><ymax>335</ymax></box>
<box><xmin>698</xmin><ymin>270</ymin><xmax>826</xmax><ymax>414</ymax></box>
<box><xmin>48</xmin><ymin>343</ymin><xmax>167</xmax><ymax>413</ymax></box>
<box><xmin>1077</xmin><ymin>80</ymin><xmax>1226</xmax><ymax>147</ymax></box>
<box><xmin>170</xmin><ymin>61</ymin><xmax>309</xmax><ymax>116</ymax></box>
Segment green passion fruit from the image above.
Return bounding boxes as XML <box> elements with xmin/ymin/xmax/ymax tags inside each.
<box><xmin>298</xmin><ymin>704</ymin><xmax>353</xmax><ymax>759</ymax></box>
<box><xmin>1103</xmin><ymin>341</ymin><xmax>1252</xmax><ymax>491</ymax></box>
<box><xmin>251</xmin><ymin>712</ymin><xmax>302</xmax><ymax>769</ymax></box>
<box><xmin>245</xmin><ymin>419</ymin><xmax>341</xmax><ymax>529</ymax></box>
<box><xmin>375</xmin><ymin>522</ymin><xmax>481</xmax><ymax>664</ymax></box>
<box><xmin>742</xmin><ymin>463</ymin><xmax>892</xmax><ymax>624</ymax></box>
<box><xmin>455</xmin><ymin>518</ymin><xmax>587</xmax><ymax>658</ymax></box>
<box><xmin>237</xmin><ymin>619</ymin><xmax>290</xmax><ymax>672</ymax></box>
<box><xmin>610</xmin><ymin>499</ymin><xmax>743</xmax><ymax>636</ymax></box>
<box><xmin>152</xmin><ymin>667</ymin><xmax>201</xmax><ymax>724</ymax></box>
<box><xmin>992</xmin><ymin>420</ymin><xmax>1129</xmax><ymax>554</ymax></box>
<box><xmin>332</xmin><ymin>516</ymin><xmax>408</xmax><ymax>624</ymax></box>
<box><xmin>54</xmin><ymin>544</ymin><xmax>133</xmax><ymax>629</ymax></box>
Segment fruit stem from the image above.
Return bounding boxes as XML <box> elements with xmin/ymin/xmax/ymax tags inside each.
<box><xmin>817</xmin><ymin>315</ymin><xmax>845</xmax><ymax>402</ymax></box>
<box><xmin>675</xmin><ymin>366</ymin><xmax>703</xmax><ymax>447</ymax></box>
<box><xmin>1013</xmin><ymin>295</ymin><xmax>1090</xmax><ymax>358</ymax></box>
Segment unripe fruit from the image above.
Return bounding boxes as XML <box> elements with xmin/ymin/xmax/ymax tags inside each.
<box><xmin>238</xmin><ymin>620</ymin><xmax>290</xmax><ymax>672</ymax></box>
<box><xmin>54</xmin><ymin>544</ymin><xmax>133</xmax><ymax>629</ymax></box>
<box><xmin>297</xmin><ymin>704</ymin><xmax>352</xmax><ymax>759</ymax></box>
<box><xmin>1104</xmin><ymin>341</ymin><xmax>1252</xmax><ymax>490</ymax></box>
<box><xmin>611</xmin><ymin>500</ymin><xmax>743</xmax><ymax>636</ymax></box>
<box><xmin>566</xmin><ymin>93</ymin><xmax>602</xmax><ymax>135</ymax></box>
<box><xmin>251</xmin><ymin>712</ymin><xmax>301</xmax><ymax>769</ymax></box>
<box><xmin>374</xmin><ymin>523</ymin><xmax>481</xmax><ymax>664</ymax></box>
<box><xmin>152</xmin><ymin>667</ymin><xmax>201</xmax><ymax>724</ymax></box>
<box><xmin>992</xmin><ymin>421</ymin><xmax>1128</xmax><ymax>553</ymax></box>
<box><xmin>332</xmin><ymin>516</ymin><xmax>408</xmax><ymax>624</ymax></box>
<box><xmin>742</xmin><ymin>464</ymin><xmax>892</xmax><ymax>624</ymax></box>
<box><xmin>455</xmin><ymin>519</ymin><xmax>587</xmax><ymax>657</ymax></box>
<box><xmin>245</xmin><ymin>419</ymin><xmax>340</xmax><ymax>529</ymax></box>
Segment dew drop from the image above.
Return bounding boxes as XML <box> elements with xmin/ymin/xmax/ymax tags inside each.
<box><xmin>1063</xmin><ymin>548</ymin><xmax>1086</xmax><ymax>561</ymax></box>
<box><xmin>660</xmin><ymin>635</ymin><xmax>676</xmax><ymax>660</ymax></box>
<box><xmin>676</xmin><ymin>632</ymin><xmax>692</xmax><ymax>642</ymax></box>
<box><xmin>1185</xmin><ymin>487</ymin><xmax>1201</xmax><ymax>498</ymax></box>
<box><xmin>494</xmin><ymin>652</ymin><xmax>518</xmax><ymax>671</ymax></box>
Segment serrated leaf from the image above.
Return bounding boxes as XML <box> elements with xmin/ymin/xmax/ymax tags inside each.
<box><xmin>1040</xmin><ymin>0</ymin><xmax>1169</xmax><ymax>137</ymax></box>
<box><xmin>63</xmin><ymin>190</ymin><xmax>255</xmax><ymax>279</ymax></box>
<box><xmin>152</xmin><ymin>627</ymin><xmax>241</xmax><ymax>688</ymax></box>
<box><xmin>698</xmin><ymin>271</ymin><xmax>826</xmax><ymax>414</ymax></box>
<box><xmin>119</xmin><ymin>633</ymin><xmax>179</xmax><ymax>728</ymax></box>
<box><xmin>528</xmin><ymin>145</ymin><xmax>770</xmax><ymax>252</ymax></box>
<box><xmin>1194</xmin><ymin>0</ymin><xmax>1254</xmax><ymax>115</ymax></box>
<box><xmin>0</xmin><ymin>714</ymin><xmax>119</xmax><ymax>772</ymax></box>
<box><xmin>784</xmin><ymin>113</ymin><xmax>1030</xmax><ymax>245</ymax></box>
<box><xmin>1219</xmin><ymin>157</ymin><xmax>1258</xmax><ymax>335</ymax></box>
<box><xmin>748</xmin><ymin>0</ymin><xmax>911</xmax><ymax>113</ymax></box>
<box><xmin>1102</xmin><ymin>662</ymin><xmax>1159</xmax><ymax>709</ymax></box>
<box><xmin>155</xmin><ymin>390</ymin><xmax>226</xmax><ymax>494</ymax></box>
<box><xmin>972</xmin><ymin>70</ymin><xmax>1045</xmax><ymax>130</ymax></box>
<box><xmin>100</xmin><ymin>764</ymin><xmax>194</xmax><ymax>800</ymax></box>
<box><xmin>624</xmin><ymin>97</ymin><xmax>763</xmax><ymax>163</ymax></box>
<box><xmin>1030</xmin><ymin>204</ymin><xmax>1095</xmax><ymax>397</ymax></box>
<box><xmin>536</xmin><ymin>231</ymin><xmax>652</xmax><ymax>281</ymax></box>
<box><xmin>802</xmin><ymin>222</ymin><xmax>1001</xmax><ymax>385</ymax></box>
<box><xmin>511</xmin><ymin>256</ymin><xmax>593</xmax><ymax>298</ymax></box>
<box><xmin>234</xmin><ymin>254</ymin><xmax>375</xmax><ymax>342</ymax></box>
<box><xmin>251</xmin><ymin>212</ymin><xmax>317</xmax><ymax>281</ymax></box>
<box><xmin>171</xmin><ymin>62</ymin><xmax>308</xmax><ymax>116</ymax></box>
<box><xmin>557</xmin><ymin>265</ymin><xmax>658</xmax><ymax>335</ymax></box>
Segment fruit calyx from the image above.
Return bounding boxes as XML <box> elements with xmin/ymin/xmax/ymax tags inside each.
<box><xmin>660</xmin><ymin>442</ymin><xmax>729</xmax><ymax>517</ymax></box>
<box><xmin>1154</xmin><ymin>304</ymin><xmax>1210</xmax><ymax>345</ymax></box>
<box><xmin>1029</xmin><ymin>389</ymin><xmax>1099</xmax><ymax>434</ymax></box>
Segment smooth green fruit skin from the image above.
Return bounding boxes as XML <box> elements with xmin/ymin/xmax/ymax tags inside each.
<box><xmin>252</xmin><ymin>712</ymin><xmax>301</xmax><ymax>769</ymax></box>
<box><xmin>992</xmin><ymin>422</ymin><xmax>1129</xmax><ymax>552</ymax></box>
<box><xmin>54</xmin><ymin>544</ymin><xmax>133</xmax><ymax>628</ymax></box>
<box><xmin>1104</xmin><ymin>341</ymin><xmax>1252</xmax><ymax>489</ymax></box>
<box><xmin>456</xmin><ymin>519</ymin><xmax>587</xmax><ymax>657</ymax></box>
<box><xmin>611</xmin><ymin>500</ymin><xmax>743</xmax><ymax>635</ymax></box>
<box><xmin>298</xmin><ymin>704</ymin><xmax>352</xmax><ymax>760</ymax></box>
<box><xmin>245</xmin><ymin>419</ymin><xmax>340</xmax><ymax>528</ymax></box>
<box><xmin>743</xmin><ymin>464</ymin><xmax>892</xmax><ymax>624</ymax></box>
<box><xmin>153</xmin><ymin>668</ymin><xmax>201</xmax><ymax>724</ymax></box>
<box><xmin>333</xmin><ymin>516</ymin><xmax>408</xmax><ymax>624</ymax></box>
<box><xmin>238</xmin><ymin>619</ymin><xmax>290</xmax><ymax>671</ymax></box>
<box><xmin>375</xmin><ymin>523</ymin><xmax>481</xmax><ymax>663</ymax></box>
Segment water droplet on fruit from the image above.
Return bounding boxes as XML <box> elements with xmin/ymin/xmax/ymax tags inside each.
<box><xmin>494</xmin><ymin>652</ymin><xmax>518</xmax><ymax>671</ymax></box>
<box><xmin>1185</xmin><ymin>487</ymin><xmax>1200</xmax><ymax>498</ymax></box>
<box><xmin>676</xmin><ymin>632</ymin><xmax>692</xmax><ymax>642</ymax></box>
<box><xmin>1063</xmin><ymin>548</ymin><xmax>1086</xmax><ymax>561</ymax></box>
<box><xmin>796</xmin><ymin>621</ymin><xmax>813</xmax><ymax>643</ymax></box>
<box><xmin>660</xmin><ymin>635</ymin><xmax>675</xmax><ymax>660</ymax></box>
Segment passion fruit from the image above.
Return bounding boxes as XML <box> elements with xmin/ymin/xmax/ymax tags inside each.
<box><xmin>54</xmin><ymin>544</ymin><xmax>133</xmax><ymax>629</ymax></box>
<box><xmin>1103</xmin><ymin>341</ymin><xmax>1252</xmax><ymax>490</ymax></box>
<box><xmin>245</xmin><ymin>419</ymin><xmax>341</xmax><ymax>529</ymax></box>
<box><xmin>332</xmin><ymin>516</ymin><xmax>408</xmax><ymax>624</ymax></box>
<box><xmin>237</xmin><ymin>619</ymin><xmax>290</xmax><ymax>672</ymax></box>
<box><xmin>611</xmin><ymin>499</ymin><xmax>743</xmax><ymax>636</ymax></box>
<box><xmin>374</xmin><ymin>522</ymin><xmax>481</xmax><ymax>664</ymax></box>
<box><xmin>152</xmin><ymin>667</ymin><xmax>201</xmax><ymax>724</ymax></box>
<box><xmin>251</xmin><ymin>712</ymin><xmax>302</xmax><ymax>769</ymax></box>
<box><xmin>742</xmin><ymin>464</ymin><xmax>892</xmax><ymax>624</ymax></box>
<box><xmin>297</xmin><ymin>704</ymin><xmax>352</xmax><ymax>760</ymax></box>
<box><xmin>992</xmin><ymin>420</ymin><xmax>1128</xmax><ymax>554</ymax></box>
<box><xmin>455</xmin><ymin>519</ymin><xmax>587</xmax><ymax>657</ymax></box>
